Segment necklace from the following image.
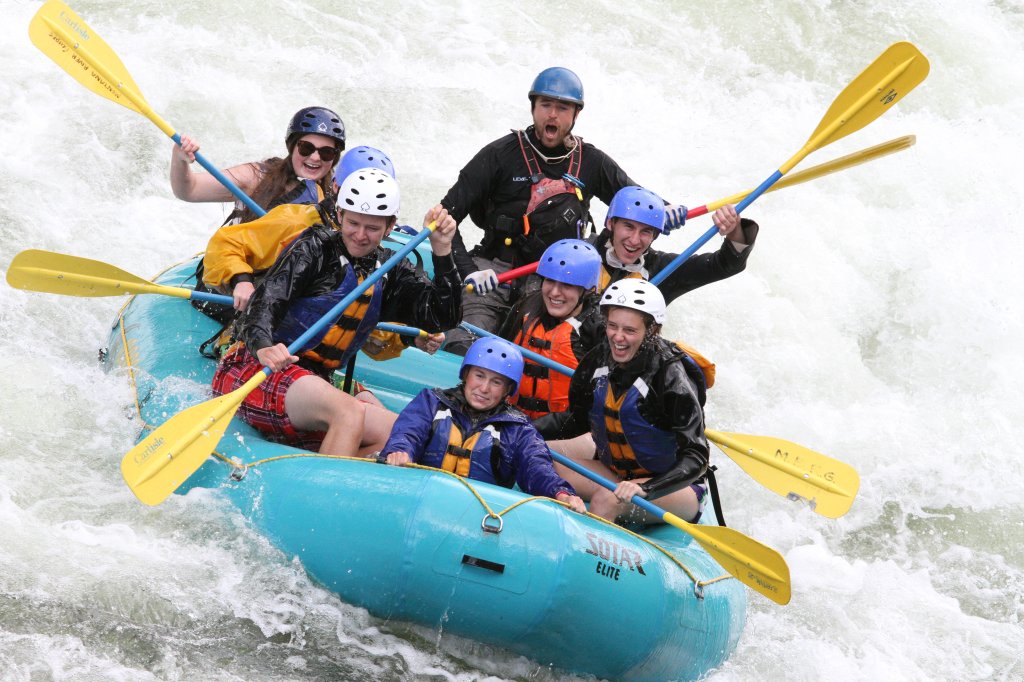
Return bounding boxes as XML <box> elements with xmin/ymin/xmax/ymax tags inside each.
<box><xmin>526</xmin><ymin>130</ymin><xmax>578</xmax><ymax>164</ymax></box>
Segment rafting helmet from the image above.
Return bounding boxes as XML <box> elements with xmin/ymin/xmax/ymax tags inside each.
<box><xmin>286</xmin><ymin>106</ymin><xmax>346</xmax><ymax>149</ymax></box>
<box><xmin>600</xmin><ymin>279</ymin><xmax>667</xmax><ymax>325</ymax></box>
<box><xmin>334</xmin><ymin>146</ymin><xmax>395</xmax><ymax>186</ymax></box>
<box><xmin>528</xmin><ymin>67</ymin><xmax>584</xmax><ymax>109</ymax></box>
<box><xmin>336</xmin><ymin>168</ymin><xmax>400</xmax><ymax>217</ymax></box>
<box><xmin>607</xmin><ymin>186</ymin><xmax>667</xmax><ymax>235</ymax></box>
<box><xmin>536</xmin><ymin>239</ymin><xmax>601</xmax><ymax>289</ymax></box>
<box><xmin>461</xmin><ymin>337</ymin><xmax>525</xmax><ymax>396</ymax></box>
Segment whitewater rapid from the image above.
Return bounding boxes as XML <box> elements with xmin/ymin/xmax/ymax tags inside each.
<box><xmin>1</xmin><ymin>1</ymin><xmax>1022</xmax><ymax>680</ymax></box>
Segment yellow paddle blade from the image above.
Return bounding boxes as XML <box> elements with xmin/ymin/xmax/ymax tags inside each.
<box><xmin>707</xmin><ymin>430</ymin><xmax>860</xmax><ymax>519</ymax></box>
<box><xmin>29</xmin><ymin>0</ymin><xmax>146</xmax><ymax>114</ymax></box>
<box><xmin>706</xmin><ymin>135</ymin><xmax>916</xmax><ymax>211</ymax></box>
<box><xmin>782</xmin><ymin>42</ymin><xmax>928</xmax><ymax>173</ymax></box>
<box><xmin>548</xmin><ymin>447</ymin><xmax>790</xmax><ymax>604</ymax></box>
<box><xmin>777</xmin><ymin>134</ymin><xmax>915</xmax><ymax>190</ymax></box>
<box><xmin>6</xmin><ymin>249</ymin><xmax>190</xmax><ymax>300</ymax></box>
<box><xmin>665</xmin><ymin>512</ymin><xmax>791</xmax><ymax>605</ymax></box>
<box><xmin>121</xmin><ymin>374</ymin><xmax>263</xmax><ymax>506</ymax></box>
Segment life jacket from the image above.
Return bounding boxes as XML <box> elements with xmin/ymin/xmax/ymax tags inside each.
<box><xmin>360</xmin><ymin>328</ymin><xmax>409</xmax><ymax>362</ymax></box>
<box><xmin>479</xmin><ymin>131</ymin><xmax>589</xmax><ymax>266</ymax></box>
<box><xmin>273</xmin><ymin>260</ymin><xmax>384</xmax><ymax>371</ymax></box>
<box><xmin>588</xmin><ymin>368</ymin><xmax>679</xmax><ymax>479</ymax></box>
<box><xmin>268</xmin><ymin>178</ymin><xmax>323</xmax><ymax>210</ymax></box>
<box><xmin>421</xmin><ymin>405</ymin><xmax>515</xmax><ymax>488</ymax></box>
<box><xmin>223</xmin><ymin>177</ymin><xmax>325</xmax><ymax>226</ymax></box>
<box><xmin>674</xmin><ymin>340</ymin><xmax>716</xmax><ymax>389</ymax></box>
<box><xmin>192</xmin><ymin>179</ymin><xmax>326</xmax><ymax>328</ymax></box>
<box><xmin>597</xmin><ymin>265</ymin><xmax>643</xmax><ymax>294</ymax></box>
<box><xmin>512</xmin><ymin>315</ymin><xmax>580</xmax><ymax>418</ymax></box>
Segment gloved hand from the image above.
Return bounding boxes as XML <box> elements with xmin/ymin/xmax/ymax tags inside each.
<box><xmin>465</xmin><ymin>269</ymin><xmax>499</xmax><ymax>295</ymax></box>
<box><xmin>663</xmin><ymin>204</ymin><xmax>688</xmax><ymax>234</ymax></box>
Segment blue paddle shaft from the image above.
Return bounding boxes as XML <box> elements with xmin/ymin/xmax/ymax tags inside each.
<box><xmin>183</xmin><ymin>291</ymin><xmax>427</xmax><ymax>345</ymax></box>
<box><xmin>259</xmin><ymin>226</ymin><xmax>436</xmax><ymax>377</ymax></box>
<box><xmin>549</xmin><ymin>449</ymin><xmax>665</xmax><ymax>520</ymax></box>
<box><xmin>171</xmin><ymin>133</ymin><xmax>267</xmax><ymax>218</ymax></box>
<box><xmin>466</xmin><ymin>313</ymin><xmax>678</xmax><ymax>523</ymax></box>
<box><xmin>650</xmin><ymin>170</ymin><xmax>783</xmax><ymax>287</ymax></box>
<box><xmin>459</xmin><ymin>321</ymin><xmax>576</xmax><ymax>377</ymax></box>
<box><xmin>189</xmin><ymin>289</ymin><xmax>232</xmax><ymax>305</ymax></box>
<box><xmin>376</xmin><ymin>322</ymin><xmax>425</xmax><ymax>337</ymax></box>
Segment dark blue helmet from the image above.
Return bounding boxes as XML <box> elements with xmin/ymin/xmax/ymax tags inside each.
<box><xmin>286</xmin><ymin>106</ymin><xmax>346</xmax><ymax>150</ymax></box>
<box><xmin>529</xmin><ymin>67</ymin><xmax>584</xmax><ymax>109</ymax></box>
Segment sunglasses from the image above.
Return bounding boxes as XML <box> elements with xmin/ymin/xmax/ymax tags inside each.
<box><xmin>294</xmin><ymin>139</ymin><xmax>340</xmax><ymax>162</ymax></box>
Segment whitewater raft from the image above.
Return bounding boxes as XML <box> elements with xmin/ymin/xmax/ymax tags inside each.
<box><xmin>103</xmin><ymin>247</ymin><xmax>747</xmax><ymax>682</ymax></box>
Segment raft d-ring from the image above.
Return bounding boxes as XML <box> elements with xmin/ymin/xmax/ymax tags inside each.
<box><xmin>229</xmin><ymin>464</ymin><xmax>248</xmax><ymax>482</ymax></box>
<box><xmin>693</xmin><ymin>582</ymin><xmax>705</xmax><ymax>600</ymax></box>
<box><xmin>481</xmin><ymin>513</ymin><xmax>504</xmax><ymax>534</ymax></box>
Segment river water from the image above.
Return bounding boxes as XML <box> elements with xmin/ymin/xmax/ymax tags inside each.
<box><xmin>1</xmin><ymin>1</ymin><xmax>1022</xmax><ymax>680</ymax></box>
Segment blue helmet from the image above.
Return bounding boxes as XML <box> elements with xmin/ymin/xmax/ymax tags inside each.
<box><xmin>528</xmin><ymin>67</ymin><xmax>584</xmax><ymax>109</ymax></box>
<box><xmin>461</xmin><ymin>337</ymin><xmax>525</xmax><ymax>396</ymax></box>
<box><xmin>536</xmin><ymin>239</ymin><xmax>601</xmax><ymax>289</ymax></box>
<box><xmin>607</xmin><ymin>186</ymin><xmax>666</xmax><ymax>234</ymax></box>
<box><xmin>286</xmin><ymin>106</ymin><xmax>346</xmax><ymax>149</ymax></box>
<box><xmin>334</xmin><ymin>146</ymin><xmax>395</xmax><ymax>186</ymax></box>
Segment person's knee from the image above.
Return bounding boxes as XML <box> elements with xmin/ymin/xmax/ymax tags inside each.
<box><xmin>322</xmin><ymin>392</ymin><xmax>365</xmax><ymax>430</ymax></box>
<box><xmin>355</xmin><ymin>389</ymin><xmax>383</xmax><ymax>408</ymax></box>
<box><xmin>588</xmin><ymin>489</ymin><xmax>621</xmax><ymax>520</ymax></box>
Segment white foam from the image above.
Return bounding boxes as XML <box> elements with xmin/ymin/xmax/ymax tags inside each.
<box><xmin>2</xmin><ymin>1</ymin><xmax>1023</xmax><ymax>680</ymax></box>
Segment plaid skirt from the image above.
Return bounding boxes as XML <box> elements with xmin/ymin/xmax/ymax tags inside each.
<box><xmin>212</xmin><ymin>346</ymin><xmax>327</xmax><ymax>452</ymax></box>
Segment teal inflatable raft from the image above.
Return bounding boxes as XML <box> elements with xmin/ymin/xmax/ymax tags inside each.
<box><xmin>103</xmin><ymin>250</ymin><xmax>747</xmax><ymax>682</ymax></box>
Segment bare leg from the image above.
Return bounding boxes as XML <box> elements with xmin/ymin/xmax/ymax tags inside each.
<box><xmin>357</xmin><ymin>403</ymin><xmax>398</xmax><ymax>457</ymax></box>
<box><xmin>548</xmin><ymin>433</ymin><xmax>595</xmax><ymax>460</ymax></box>
<box><xmin>549</xmin><ymin>431</ymin><xmax>701</xmax><ymax>525</ymax></box>
<box><xmin>589</xmin><ymin>482</ymin><xmax>700</xmax><ymax>526</ymax></box>
<box><xmin>548</xmin><ymin>434</ymin><xmax>602</xmax><ymax>497</ymax></box>
<box><xmin>355</xmin><ymin>389</ymin><xmax>384</xmax><ymax>407</ymax></box>
<box><xmin>284</xmin><ymin>375</ymin><xmax>367</xmax><ymax>456</ymax></box>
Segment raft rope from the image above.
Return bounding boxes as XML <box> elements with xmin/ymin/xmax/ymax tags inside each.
<box><xmin>205</xmin><ymin>449</ymin><xmax>724</xmax><ymax>589</ymax></box>
<box><xmin>110</xmin><ymin>267</ymin><xmax>734</xmax><ymax>596</ymax></box>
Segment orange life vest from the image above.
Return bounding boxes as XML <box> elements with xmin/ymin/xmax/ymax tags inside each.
<box><xmin>673</xmin><ymin>340</ymin><xmax>716</xmax><ymax>389</ymax></box>
<box><xmin>512</xmin><ymin>315</ymin><xmax>580</xmax><ymax>418</ymax></box>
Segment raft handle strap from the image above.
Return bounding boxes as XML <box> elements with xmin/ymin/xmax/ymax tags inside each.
<box><xmin>706</xmin><ymin>466</ymin><xmax>727</xmax><ymax>527</ymax></box>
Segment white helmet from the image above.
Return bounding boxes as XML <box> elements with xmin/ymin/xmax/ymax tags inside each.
<box><xmin>336</xmin><ymin>167</ymin><xmax>400</xmax><ymax>217</ymax></box>
<box><xmin>599</xmin><ymin>279</ymin><xmax>667</xmax><ymax>324</ymax></box>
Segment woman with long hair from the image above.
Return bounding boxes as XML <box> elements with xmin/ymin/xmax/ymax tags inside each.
<box><xmin>170</xmin><ymin>106</ymin><xmax>346</xmax><ymax>224</ymax></box>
